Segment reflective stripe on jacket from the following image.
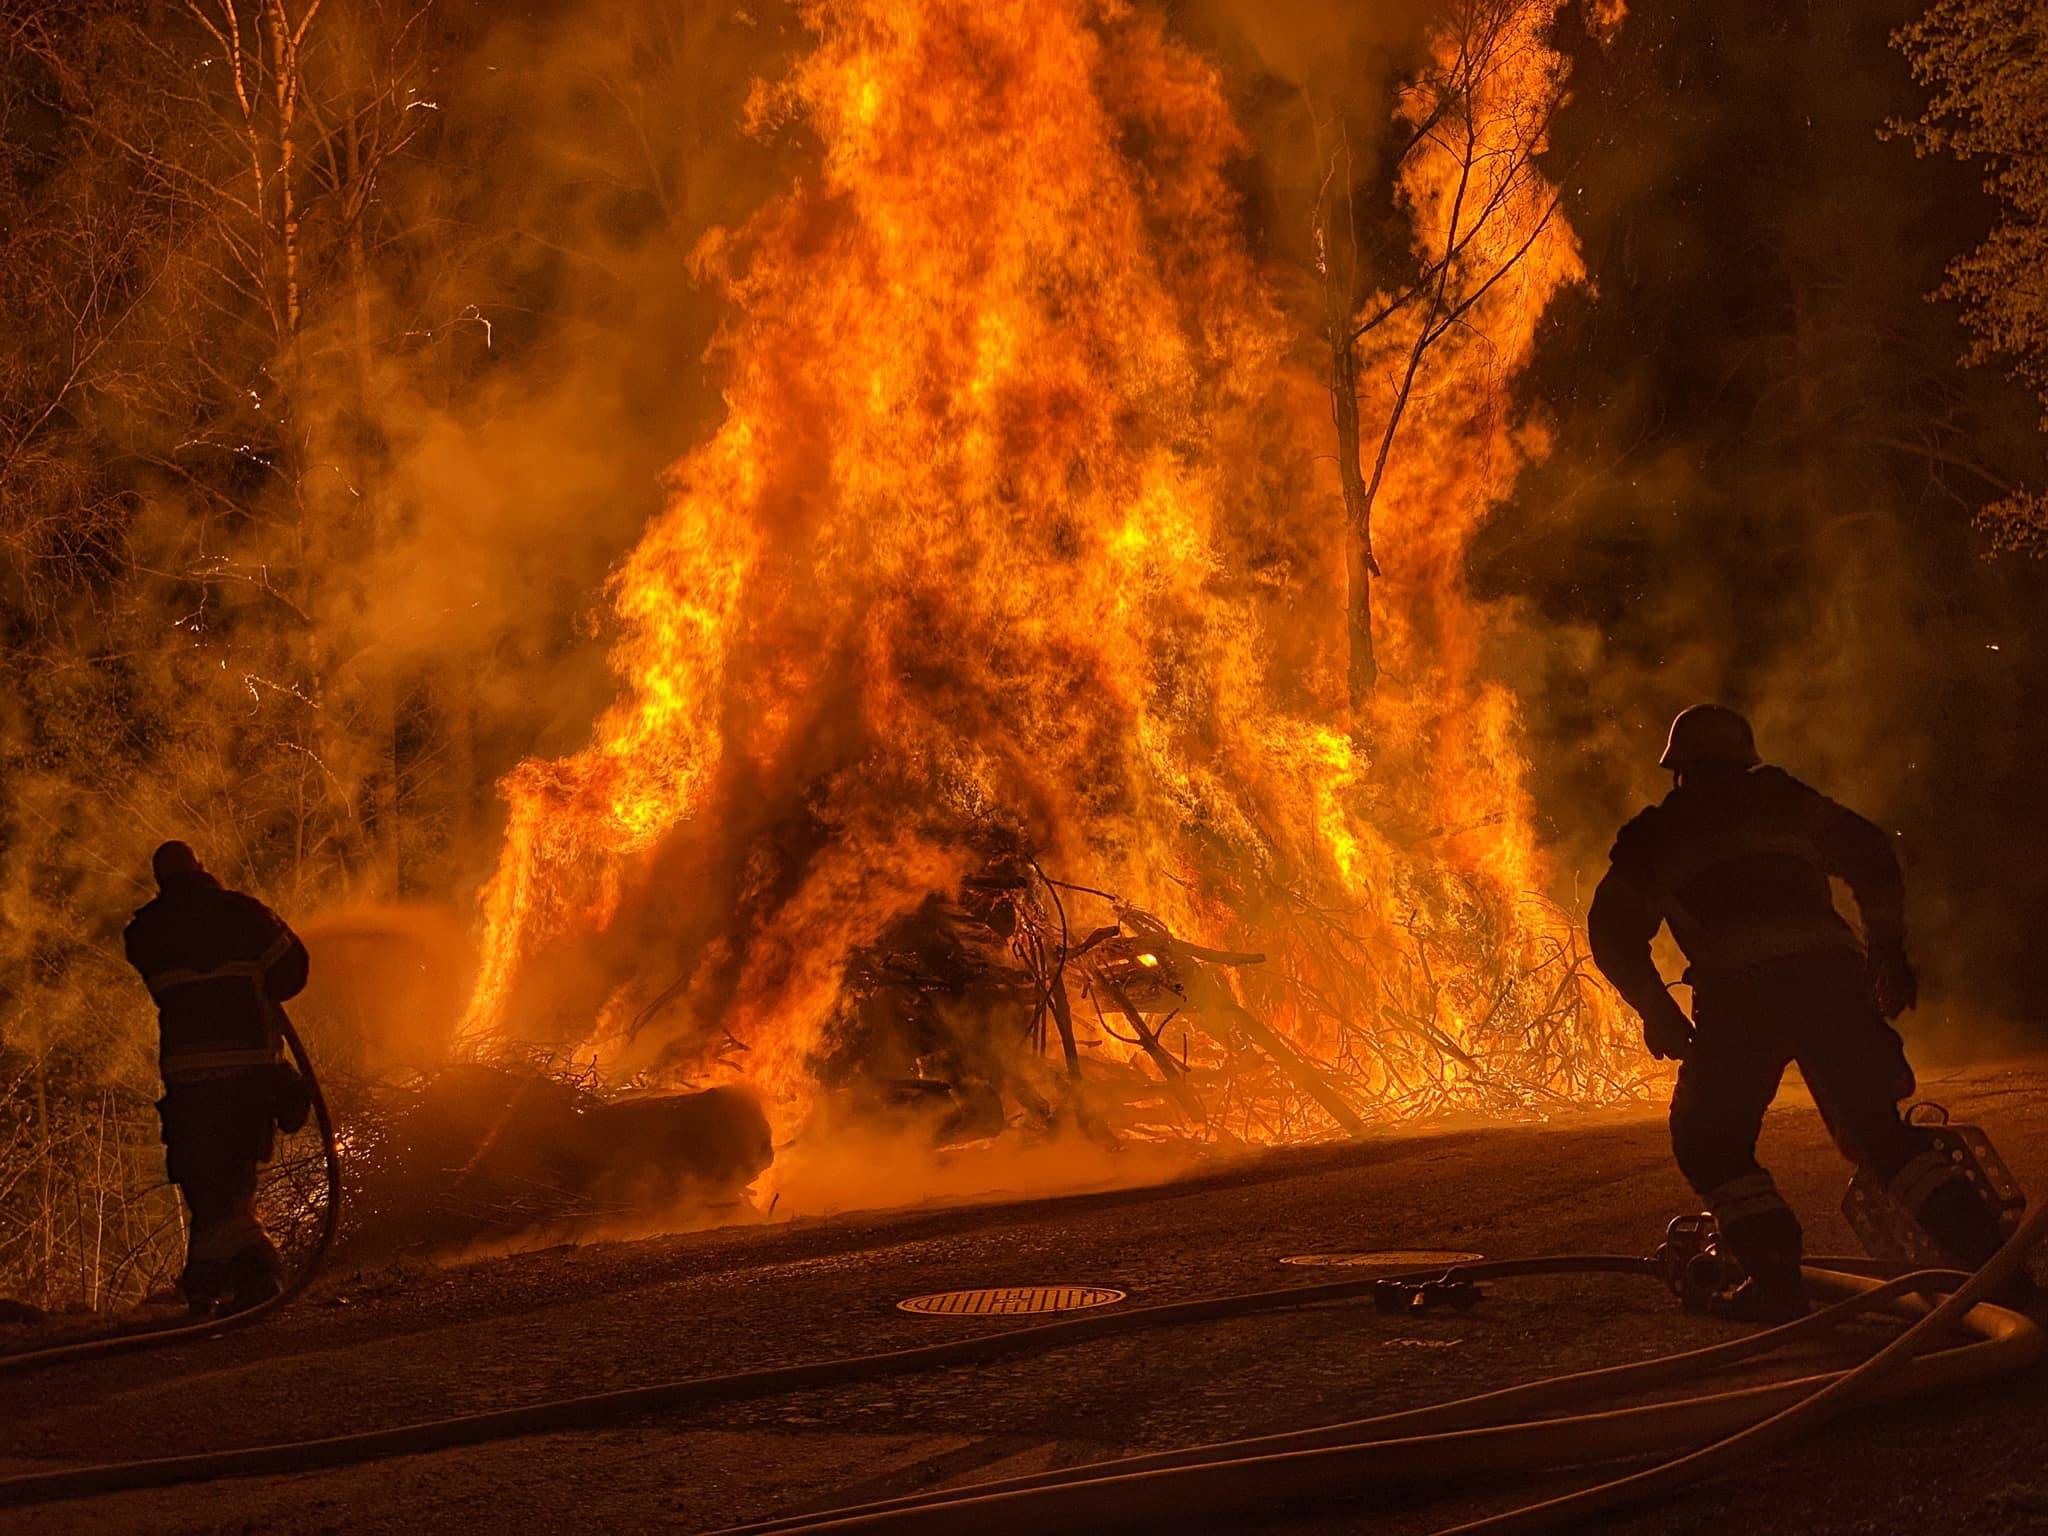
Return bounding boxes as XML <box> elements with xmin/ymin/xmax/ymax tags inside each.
<box><xmin>124</xmin><ymin>873</ymin><xmax>309</xmax><ymax>1085</ymax></box>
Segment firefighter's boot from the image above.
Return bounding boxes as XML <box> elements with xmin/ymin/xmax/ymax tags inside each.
<box><xmin>183</xmin><ymin>1198</ymin><xmax>278</xmax><ymax>1314</ymax></box>
<box><xmin>223</xmin><ymin>1233</ymin><xmax>284</xmax><ymax>1314</ymax></box>
<box><xmin>1700</xmin><ymin>1176</ymin><xmax>1812</xmax><ymax>1322</ymax></box>
<box><xmin>180</xmin><ymin>1254</ymin><xmax>232</xmax><ymax>1316</ymax></box>
<box><xmin>1711</xmin><ymin>1204</ymin><xmax>1810</xmax><ymax>1324</ymax></box>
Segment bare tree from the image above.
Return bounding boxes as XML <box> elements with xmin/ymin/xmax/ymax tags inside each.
<box><xmin>0</xmin><ymin>0</ymin><xmax>763</xmax><ymax>1306</ymax></box>
<box><xmin>1313</xmin><ymin>0</ymin><xmax>1575</xmax><ymax>714</ymax></box>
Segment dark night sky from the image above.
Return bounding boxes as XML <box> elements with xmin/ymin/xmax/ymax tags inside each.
<box><xmin>1477</xmin><ymin>0</ymin><xmax>2048</xmax><ymax>1037</ymax></box>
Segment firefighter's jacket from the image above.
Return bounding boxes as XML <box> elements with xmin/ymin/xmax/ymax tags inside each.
<box><xmin>1588</xmin><ymin>766</ymin><xmax>1904</xmax><ymax>1021</ymax></box>
<box><xmin>123</xmin><ymin>872</ymin><xmax>309</xmax><ymax>1086</ymax></box>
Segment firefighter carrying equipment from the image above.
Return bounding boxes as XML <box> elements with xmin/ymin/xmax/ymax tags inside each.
<box><xmin>1581</xmin><ymin>740</ymin><xmax>2016</xmax><ymax>1313</ymax></box>
<box><xmin>1659</xmin><ymin>704</ymin><xmax>1761</xmax><ymax>772</ymax></box>
<box><xmin>1844</xmin><ymin>1104</ymin><xmax>2039</xmax><ymax>1284</ymax></box>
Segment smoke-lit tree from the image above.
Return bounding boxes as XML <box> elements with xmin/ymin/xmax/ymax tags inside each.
<box><xmin>1893</xmin><ymin>0</ymin><xmax>2048</xmax><ymax>547</ymax></box>
<box><xmin>0</xmin><ymin>0</ymin><xmax>792</xmax><ymax>1308</ymax></box>
<box><xmin>0</xmin><ymin>0</ymin><xmax>449</xmax><ymax>1308</ymax></box>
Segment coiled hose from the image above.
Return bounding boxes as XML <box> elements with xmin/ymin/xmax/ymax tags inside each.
<box><xmin>0</xmin><ymin>1016</ymin><xmax>341</xmax><ymax>1377</ymax></box>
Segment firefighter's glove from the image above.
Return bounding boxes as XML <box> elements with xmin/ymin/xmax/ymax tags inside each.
<box><xmin>270</xmin><ymin>1062</ymin><xmax>313</xmax><ymax>1136</ymax></box>
<box><xmin>1641</xmin><ymin>994</ymin><xmax>1695</xmax><ymax>1062</ymax></box>
<box><xmin>1871</xmin><ymin>943</ymin><xmax>1919</xmax><ymax>1019</ymax></box>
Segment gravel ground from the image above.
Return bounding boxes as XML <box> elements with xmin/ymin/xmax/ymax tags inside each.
<box><xmin>4</xmin><ymin>1058</ymin><xmax>2046</xmax><ymax>1534</ymax></box>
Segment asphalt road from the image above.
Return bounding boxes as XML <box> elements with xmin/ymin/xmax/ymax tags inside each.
<box><xmin>5</xmin><ymin>1058</ymin><xmax>2047</xmax><ymax>1534</ymax></box>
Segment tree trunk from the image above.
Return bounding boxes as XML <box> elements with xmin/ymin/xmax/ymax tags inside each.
<box><xmin>1318</xmin><ymin>127</ymin><xmax>1379</xmax><ymax>720</ymax></box>
<box><xmin>344</xmin><ymin>109</ymin><xmax>403</xmax><ymax>896</ymax></box>
<box><xmin>1327</xmin><ymin>253</ymin><xmax>1379</xmax><ymax>715</ymax></box>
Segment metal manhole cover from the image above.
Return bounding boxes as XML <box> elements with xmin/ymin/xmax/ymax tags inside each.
<box><xmin>1278</xmin><ymin>1250</ymin><xmax>1483</xmax><ymax>1270</ymax></box>
<box><xmin>896</xmin><ymin>1285</ymin><xmax>1126</xmax><ymax>1317</ymax></box>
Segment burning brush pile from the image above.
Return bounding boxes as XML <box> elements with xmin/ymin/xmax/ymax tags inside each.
<box><xmin>457</xmin><ymin>0</ymin><xmax>1648</xmax><ymax>1170</ymax></box>
<box><xmin>802</xmin><ymin>853</ymin><xmax>1620</xmax><ymax>1149</ymax></box>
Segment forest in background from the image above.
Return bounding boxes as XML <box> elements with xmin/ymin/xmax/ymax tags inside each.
<box><xmin>1</xmin><ymin>0</ymin><xmax>2042</xmax><ymax>1309</ymax></box>
<box><xmin>1</xmin><ymin>0</ymin><xmax>795</xmax><ymax>1306</ymax></box>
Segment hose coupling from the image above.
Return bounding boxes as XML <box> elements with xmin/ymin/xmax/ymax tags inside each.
<box><xmin>1656</xmin><ymin>1211</ymin><xmax>1719</xmax><ymax>1299</ymax></box>
<box><xmin>1373</xmin><ymin>1277</ymin><xmax>1484</xmax><ymax>1314</ymax></box>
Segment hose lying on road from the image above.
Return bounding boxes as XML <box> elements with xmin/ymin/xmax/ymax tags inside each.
<box><xmin>709</xmin><ymin>1210</ymin><xmax>2047</xmax><ymax>1536</ymax></box>
<box><xmin>4</xmin><ymin>1236</ymin><xmax>2036</xmax><ymax>1524</ymax></box>
<box><xmin>0</xmin><ymin>1254</ymin><xmax>1654</xmax><ymax>1505</ymax></box>
<box><xmin>1436</xmin><ymin>1199</ymin><xmax>2048</xmax><ymax>1535</ymax></box>
<box><xmin>0</xmin><ymin>1017</ymin><xmax>341</xmax><ymax>1379</ymax></box>
<box><xmin>717</xmin><ymin>1266</ymin><xmax>2035</xmax><ymax>1536</ymax></box>
<box><xmin>709</xmin><ymin>1264</ymin><xmax>1975</xmax><ymax>1535</ymax></box>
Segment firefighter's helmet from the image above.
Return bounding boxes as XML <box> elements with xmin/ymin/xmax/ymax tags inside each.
<box><xmin>150</xmin><ymin>839</ymin><xmax>203</xmax><ymax>885</ymax></box>
<box><xmin>1659</xmin><ymin>705</ymin><xmax>1759</xmax><ymax>772</ymax></box>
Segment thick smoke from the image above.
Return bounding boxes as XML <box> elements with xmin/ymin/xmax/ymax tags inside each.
<box><xmin>307</xmin><ymin>2</ymin><xmax>806</xmax><ymax>889</ymax></box>
<box><xmin>0</xmin><ymin>2</ymin><xmax>829</xmax><ymax>1299</ymax></box>
<box><xmin>1</xmin><ymin>1</ymin><xmax>803</xmax><ymax>1055</ymax></box>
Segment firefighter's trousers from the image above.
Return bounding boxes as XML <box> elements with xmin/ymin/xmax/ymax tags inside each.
<box><xmin>159</xmin><ymin>1074</ymin><xmax>282</xmax><ymax>1308</ymax></box>
<box><xmin>1673</xmin><ymin>950</ymin><xmax>1919</xmax><ymax>1192</ymax></box>
<box><xmin>1669</xmin><ymin>948</ymin><xmax>2000</xmax><ymax>1280</ymax></box>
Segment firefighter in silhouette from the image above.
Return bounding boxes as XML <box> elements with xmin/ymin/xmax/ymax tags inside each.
<box><xmin>1589</xmin><ymin>706</ymin><xmax>2006</xmax><ymax>1322</ymax></box>
<box><xmin>124</xmin><ymin>842</ymin><xmax>311</xmax><ymax>1313</ymax></box>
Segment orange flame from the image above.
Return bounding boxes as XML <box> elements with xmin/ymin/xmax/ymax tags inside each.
<box><xmin>466</xmin><ymin>0</ymin><xmax>1640</xmax><ymax>1135</ymax></box>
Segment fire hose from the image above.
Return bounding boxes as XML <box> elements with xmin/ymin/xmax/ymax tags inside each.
<box><xmin>0</xmin><ymin>1220</ymin><xmax>2037</xmax><ymax>1525</ymax></box>
<box><xmin>0</xmin><ymin>1015</ymin><xmax>341</xmax><ymax>1377</ymax></box>
<box><xmin>711</xmin><ymin>1205</ymin><xmax>2048</xmax><ymax>1536</ymax></box>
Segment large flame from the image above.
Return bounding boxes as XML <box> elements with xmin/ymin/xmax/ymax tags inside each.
<box><xmin>466</xmin><ymin>0</ymin><xmax>1640</xmax><ymax>1135</ymax></box>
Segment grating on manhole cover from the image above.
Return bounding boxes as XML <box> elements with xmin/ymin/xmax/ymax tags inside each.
<box><xmin>896</xmin><ymin>1285</ymin><xmax>1126</xmax><ymax>1317</ymax></box>
<box><xmin>1278</xmin><ymin>1250</ymin><xmax>1484</xmax><ymax>1270</ymax></box>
